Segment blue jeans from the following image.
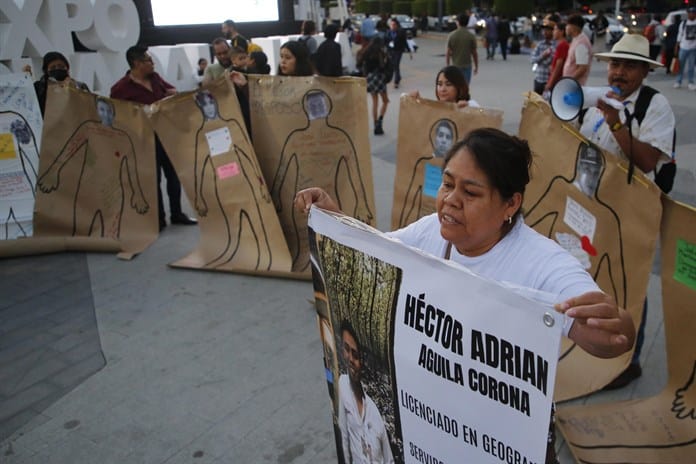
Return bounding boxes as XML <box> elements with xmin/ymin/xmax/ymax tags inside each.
<box><xmin>676</xmin><ymin>47</ymin><xmax>696</xmax><ymax>84</ymax></box>
<box><xmin>459</xmin><ymin>66</ymin><xmax>472</xmax><ymax>84</ymax></box>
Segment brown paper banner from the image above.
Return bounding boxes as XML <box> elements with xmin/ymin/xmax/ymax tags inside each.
<box><xmin>33</xmin><ymin>85</ymin><xmax>158</xmax><ymax>259</ymax></box>
<box><xmin>391</xmin><ymin>95</ymin><xmax>503</xmax><ymax>230</ymax></box>
<box><xmin>557</xmin><ymin>197</ymin><xmax>696</xmax><ymax>463</ymax></box>
<box><xmin>149</xmin><ymin>77</ymin><xmax>292</xmax><ymax>274</ymax></box>
<box><xmin>249</xmin><ymin>75</ymin><xmax>376</xmax><ymax>275</ymax></box>
<box><xmin>519</xmin><ymin>93</ymin><xmax>662</xmax><ymax>401</ymax></box>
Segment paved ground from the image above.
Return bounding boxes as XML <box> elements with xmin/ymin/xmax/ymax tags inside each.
<box><xmin>1</xmin><ymin>33</ymin><xmax>694</xmax><ymax>463</ymax></box>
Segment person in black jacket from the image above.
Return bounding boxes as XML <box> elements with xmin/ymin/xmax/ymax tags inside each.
<box><xmin>32</xmin><ymin>51</ymin><xmax>89</xmax><ymax>116</ymax></box>
<box><xmin>314</xmin><ymin>24</ymin><xmax>343</xmax><ymax>77</ymax></box>
<box><xmin>496</xmin><ymin>16</ymin><xmax>512</xmax><ymax>60</ymax></box>
<box><xmin>386</xmin><ymin>18</ymin><xmax>412</xmax><ymax>89</ymax></box>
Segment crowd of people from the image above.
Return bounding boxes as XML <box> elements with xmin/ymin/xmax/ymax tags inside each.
<box><xmin>20</xmin><ymin>10</ymin><xmax>684</xmax><ymax>463</ymax></box>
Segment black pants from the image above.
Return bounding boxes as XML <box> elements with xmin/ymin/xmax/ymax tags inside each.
<box><xmin>155</xmin><ymin>136</ymin><xmax>183</xmax><ymax>223</ymax></box>
<box><xmin>649</xmin><ymin>44</ymin><xmax>661</xmax><ymax>61</ymax></box>
<box><xmin>499</xmin><ymin>37</ymin><xmax>509</xmax><ymax>60</ymax></box>
<box><xmin>534</xmin><ymin>80</ymin><xmax>547</xmax><ymax>96</ymax></box>
<box><xmin>665</xmin><ymin>47</ymin><xmax>676</xmax><ymax>73</ymax></box>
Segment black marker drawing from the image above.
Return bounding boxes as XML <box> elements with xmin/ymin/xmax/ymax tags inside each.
<box><xmin>193</xmin><ymin>90</ymin><xmax>274</xmax><ymax>270</ymax></box>
<box><xmin>397</xmin><ymin>118</ymin><xmax>457</xmax><ymax>228</ymax></box>
<box><xmin>37</xmin><ymin>97</ymin><xmax>149</xmax><ymax>237</ymax></box>
<box><xmin>1</xmin><ymin>111</ymin><xmax>40</xmax><ymax>239</ymax></box>
<box><xmin>525</xmin><ymin>142</ymin><xmax>627</xmax><ymax>309</ymax></box>
<box><xmin>271</xmin><ymin>89</ymin><xmax>373</xmax><ymax>272</ymax></box>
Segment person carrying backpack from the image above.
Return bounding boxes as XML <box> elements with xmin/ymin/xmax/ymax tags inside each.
<box><xmin>643</xmin><ymin>14</ymin><xmax>664</xmax><ymax>61</ymax></box>
<box><xmin>574</xmin><ymin>33</ymin><xmax>676</xmax><ymax>389</ymax></box>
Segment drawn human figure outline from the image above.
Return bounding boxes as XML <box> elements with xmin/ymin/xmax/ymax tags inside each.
<box><xmin>193</xmin><ymin>89</ymin><xmax>274</xmax><ymax>270</ymax></box>
<box><xmin>37</xmin><ymin>96</ymin><xmax>149</xmax><ymax>238</ymax></box>
<box><xmin>525</xmin><ymin>141</ymin><xmax>627</xmax><ymax>324</ymax></box>
<box><xmin>1</xmin><ymin>112</ymin><xmax>40</xmax><ymax>238</ymax></box>
<box><xmin>271</xmin><ymin>89</ymin><xmax>373</xmax><ymax>272</ymax></box>
<box><xmin>397</xmin><ymin>118</ymin><xmax>458</xmax><ymax>228</ymax></box>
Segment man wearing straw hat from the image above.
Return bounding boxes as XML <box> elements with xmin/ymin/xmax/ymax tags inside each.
<box><xmin>575</xmin><ymin>33</ymin><xmax>675</xmax><ymax>389</ymax></box>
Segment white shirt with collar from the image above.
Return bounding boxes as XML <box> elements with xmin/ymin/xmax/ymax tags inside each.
<box><xmin>577</xmin><ymin>85</ymin><xmax>675</xmax><ymax>167</ymax></box>
<box><xmin>338</xmin><ymin>374</ymin><xmax>394</xmax><ymax>464</ymax></box>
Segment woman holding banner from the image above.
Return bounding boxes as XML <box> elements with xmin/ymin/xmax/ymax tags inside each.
<box><xmin>277</xmin><ymin>41</ymin><xmax>315</xmax><ymax>77</ymax></box>
<box><xmin>294</xmin><ymin>127</ymin><xmax>635</xmax><ymax>464</ymax></box>
<box><xmin>409</xmin><ymin>65</ymin><xmax>480</xmax><ymax>108</ymax></box>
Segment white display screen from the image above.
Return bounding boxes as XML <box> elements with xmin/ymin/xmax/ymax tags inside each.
<box><xmin>151</xmin><ymin>0</ymin><xmax>279</xmax><ymax>26</ymax></box>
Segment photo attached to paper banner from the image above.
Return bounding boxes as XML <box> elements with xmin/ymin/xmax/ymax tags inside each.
<box><xmin>308</xmin><ymin>207</ymin><xmax>563</xmax><ymax>464</ymax></box>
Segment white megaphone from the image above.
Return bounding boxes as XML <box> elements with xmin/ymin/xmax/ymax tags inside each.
<box><xmin>550</xmin><ymin>77</ymin><xmax>623</xmax><ymax>121</ymax></box>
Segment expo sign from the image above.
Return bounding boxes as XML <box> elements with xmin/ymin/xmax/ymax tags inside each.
<box><xmin>0</xmin><ymin>0</ymin><xmax>204</xmax><ymax>94</ymax></box>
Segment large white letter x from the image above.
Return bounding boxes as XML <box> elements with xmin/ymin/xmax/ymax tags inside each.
<box><xmin>0</xmin><ymin>0</ymin><xmax>54</xmax><ymax>60</ymax></box>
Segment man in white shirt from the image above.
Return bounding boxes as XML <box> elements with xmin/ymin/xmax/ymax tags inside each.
<box><xmin>576</xmin><ymin>33</ymin><xmax>675</xmax><ymax>389</ymax></box>
<box><xmin>338</xmin><ymin>321</ymin><xmax>394</xmax><ymax>464</ymax></box>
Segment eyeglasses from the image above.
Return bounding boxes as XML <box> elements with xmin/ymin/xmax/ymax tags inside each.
<box><xmin>138</xmin><ymin>57</ymin><xmax>154</xmax><ymax>63</ymax></box>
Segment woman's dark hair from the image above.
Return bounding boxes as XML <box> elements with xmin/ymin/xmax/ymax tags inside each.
<box><xmin>278</xmin><ymin>41</ymin><xmax>314</xmax><ymax>76</ymax></box>
<box><xmin>436</xmin><ymin>66</ymin><xmax>470</xmax><ymax>102</ymax></box>
<box><xmin>360</xmin><ymin>36</ymin><xmax>385</xmax><ymax>60</ymax></box>
<box><xmin>41</xmin><ymin>51</ymin><xmax>69</xmax><ymax>74</ymax></box>
<box><xmin>444</xmin><ymin>128</ymin><xmax>532</xmax><ymax>218</ymax></box>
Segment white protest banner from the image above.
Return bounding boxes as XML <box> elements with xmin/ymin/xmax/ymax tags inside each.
<box><xmin>0</xmin><ymin>72</ymin><xmax>42</xmax><ymax>239</ymax></box>
<box><xmin>308</xmin><ymin>207</ymin><xmax>562</xmax><ymax>464</ymax></box>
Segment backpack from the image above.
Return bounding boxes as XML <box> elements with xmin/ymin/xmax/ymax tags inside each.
<box><xmin>579</xmin><ymin>85</ymin><xmax>677</xmax><ymax>193</ymax></box>
<box><xmin>644</xmin><ymin>23</ymin><xmax>656</xmax><ymax>42</ymax></box>
<box><xmin>625</xmin><ymin>86</ymin><xmax>677</xmax><ymax>194</ymax></box>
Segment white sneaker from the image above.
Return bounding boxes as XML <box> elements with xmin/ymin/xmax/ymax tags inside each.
<box><xmin>689</xmin><ymin>83</ymin><xmax>696</xmax><ymax>91</ymax></box>
<box><xmin>673</xmin><ymin>82</ymin><xmax>682</xmax><ymax>88</ymax></box>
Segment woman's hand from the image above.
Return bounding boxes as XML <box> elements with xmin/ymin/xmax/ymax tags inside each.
<box><xmin>456</xmin><ymin>100</ymin><xmax>470</xmax><ymax>109</ymax></box>
<box><xmin>294</xmin><ymin>187</ymin><xmax>341</xmax><ymax>214</ymax></box>
<box><xmin>556</xmin><ymin>291</ymin><xmax>635</xmax><ymax>359</ymax></box>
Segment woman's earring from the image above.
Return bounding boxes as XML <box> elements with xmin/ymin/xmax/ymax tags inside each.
<box><xmin>506</xmin><ymin>216</ymin><xmax>512</xmax><ymax>225</ymax></box>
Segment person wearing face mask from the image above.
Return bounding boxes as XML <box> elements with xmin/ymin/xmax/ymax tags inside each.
<box><xmin>33</xmin><ymin>51</ymin><xmax>89</xmax><ymax>116</ymax></box>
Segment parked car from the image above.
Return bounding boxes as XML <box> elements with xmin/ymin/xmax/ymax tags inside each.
<box><xmin>392</xmin><ymin>14</ymin><xmax>417</xmax><ymax>37</ymax></box>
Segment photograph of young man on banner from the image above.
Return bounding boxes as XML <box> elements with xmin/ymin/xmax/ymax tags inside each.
<box><xmin>309</xmin><ymin>225</ymin><xmax>403</xmax><ymax>463</ymax></box>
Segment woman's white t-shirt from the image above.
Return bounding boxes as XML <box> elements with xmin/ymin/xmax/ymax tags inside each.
<box><xmin>387</xmin><ymin>214</ymin><xmax>600</xmax><ymax>336</ymax></box>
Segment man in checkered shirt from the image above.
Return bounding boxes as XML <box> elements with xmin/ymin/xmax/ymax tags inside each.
<box><xmin>531</xmin><ymin>16</ymin><xmax>558</xmax><ymax>96</ymax></box>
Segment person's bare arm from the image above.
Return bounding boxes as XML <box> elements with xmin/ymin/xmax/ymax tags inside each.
<box><xmin>597</xmin><ymin>97</ymin><xmax>662</xmax><ymax>172</ymax></box>
<box><xmin>571</xmin><ymin>64</ymin><xmax>589</xmax><ymax>81</ymax></box>
<box><xmin>544</xmin><ymin>57</ymin><xmax>565</xmax><ymax>92</ymax></box>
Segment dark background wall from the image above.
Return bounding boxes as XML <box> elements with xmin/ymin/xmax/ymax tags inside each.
<box><xmin>132</xmin><ymin>0</ymin><xmax>301</xmax><ymax>46</ymax></box>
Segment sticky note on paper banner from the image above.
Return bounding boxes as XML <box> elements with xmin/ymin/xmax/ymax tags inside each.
<box><xmin>205</xmin><ymin>127</ymin><xmax>232</xmax><ymax>156</ymax></box>
<box><xmin>423</xmin><ymin>163</ymin><xmax>442</xmax><ymax>198</ymax></box>
<box><xmin>675</xmin><ymin>239</ymin><xmax>696</xmax><ymax>291</ymax></box>
<box><xmin>216</xmin><ymin>162</ymin><xmax>240</xmax><ymax>179</ymax></box>
<box><xmin>0</xmin><ymin>133</ymin><xmax>17</xmax><ymax>160</ymax></box>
